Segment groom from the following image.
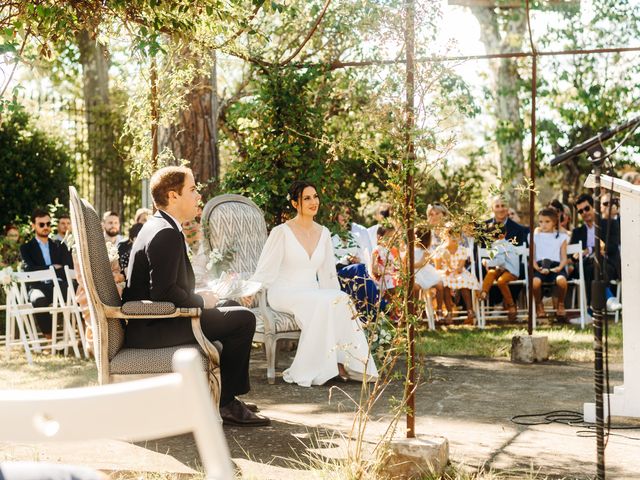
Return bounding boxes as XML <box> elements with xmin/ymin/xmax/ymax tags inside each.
<box><xmin>122</xmin><ymin>165</ymin><xmax>269</xmax><ymax>427</ymax></box>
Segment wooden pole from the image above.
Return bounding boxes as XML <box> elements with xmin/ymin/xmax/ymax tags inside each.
<box><xmin>404</xmin><ymin>0</ymin><xmax>417</xmax><ymax>439</ymax></box>
<box><xmin>526</xmin><ymin>0</ymin><xmax>536</xmax><ymax>336</ymax></box>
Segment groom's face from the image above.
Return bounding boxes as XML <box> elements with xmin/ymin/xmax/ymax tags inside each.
<box><xmin>174</xmin><ymin>172</ymin><xmax>201</xmax><ymax>222</ymax></box>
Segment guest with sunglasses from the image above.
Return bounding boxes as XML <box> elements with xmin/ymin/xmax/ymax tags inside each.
<box><xmin>569</xmin><ymin>193</ymin><xmax>620</xmax><ymax>308</ymax></box>
<box><xmin>19</xmin><ymin>208</ymin><xmax>74</xmax><ymax>339</ymax></box>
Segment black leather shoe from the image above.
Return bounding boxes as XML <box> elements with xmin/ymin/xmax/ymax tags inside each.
<box><xmin>241</xmin><ymin>401</ymin><xmax>259</xmax><ymax>412</ymax></box>
<box><xmin>220</xmin><ymin>399</ymin><xmax>270</xmax><ymax>427</ymax></box>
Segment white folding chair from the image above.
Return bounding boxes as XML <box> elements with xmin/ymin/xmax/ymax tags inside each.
<box><xmin>64</xmin><ymin>266</ymin><xmax>90</xmax><ymax>358</ymax></box>
<box><xmin>0</xmin><ymin>348</ymin><xmax>234</xmax><ymax>480</ymax></box>
<box><xmin>566</xmin><ymin>243</ymin><xmax>588</xmax><ymax>329</ymax></box>
<box><xmin>5</xmin><ymin>267</ymin><xmax>81</xmax><ymax>363</ymax></box>
<box><xmin>477</xmin><ymin>244</ymin><xmax>529</xmax><ymax>328</ymax></box>
<box><xmin>610</xmin><ymin>279</ymin><xmax>622</xmax><ymax>323</ymax></box>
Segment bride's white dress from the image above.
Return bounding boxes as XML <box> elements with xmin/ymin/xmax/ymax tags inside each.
<box><xmin>251</xmin><ymin>223</ymin><xmax>379</xmax><ymax>387</ymax></box>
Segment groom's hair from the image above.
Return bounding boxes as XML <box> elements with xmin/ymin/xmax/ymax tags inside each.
<box><xmin>151</xmin><ymin>166</ymin><xmax>192</xmax><ymax>208</ymax></box>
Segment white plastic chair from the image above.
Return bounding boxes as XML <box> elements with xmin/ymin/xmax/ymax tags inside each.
<box><xmin>566</xmin><ymin>243</ymin><xmax>588</xmax><ymax>329</ymax></box>
<box><xmin>5</xmin><ymin>267</ymin><xmax>81</xmax><ymax>363</ymax></box>
<box><xmin>0</xmin><ymin>348</ymin><xmax>234</xmax><ymax>480</ymax></box>
<box><xmin>63</xmin><ymin>266</ymin><xmax>90</xmax><ymax>358</ymax></box>
<box><xmin>477</xmin><ymin>244</ymin><xmax>529</xmax><ymax>328</ymax></box>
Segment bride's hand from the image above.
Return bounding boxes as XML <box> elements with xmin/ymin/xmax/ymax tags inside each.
<box><xmin>239</xmin><ymin>295</ymin><xmax>254</xmax><ymax>307</ymax></box>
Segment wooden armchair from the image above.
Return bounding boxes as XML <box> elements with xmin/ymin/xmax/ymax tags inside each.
<box><xmin>202</xmin><ymin>194</ymin><xmax>300</xmax><ymax>384</ymax></box>
<box><xmin>68</xmin><ymin>186</ymin><xmax>221</xmax><ymax>406</ymax></box>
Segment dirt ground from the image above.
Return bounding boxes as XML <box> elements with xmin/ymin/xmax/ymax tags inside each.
<box><xmin>2</xmin><ymin>347</ymin><xmax>639</xmax><ymax>479</ymax></box>
<box><xmin>142</xmin><ymin>348</ymin><xmax>639</xmax><ymax>479</ymax></box>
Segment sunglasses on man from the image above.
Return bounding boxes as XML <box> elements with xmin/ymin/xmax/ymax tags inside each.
<box><xmin>602</xmin><ymin>201</ymin><xmax>618</xmax><ymax>207</ymax></box>
<box><xmin>37</xmin><ymin>222</ymin><xmax>52</xmax><ymax>228</ymax></box>
<box><xmin>577</xmin><ymin>205</ymin><xmax>591</xmax><ymax>215</ymax></box>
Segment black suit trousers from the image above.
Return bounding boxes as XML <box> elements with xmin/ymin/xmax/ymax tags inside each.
<box><xmin>27</xmin><ymin>281</ymin><xmax>68</xmax><ymax>335</ymax></box>
<box><xmin>125</xmin><ymin>300</ymin><xmax>255</xmax><ymax>407</ymax></box>
<box><xmin>576</xmin><ymin>257</ymin><xmax>618</xmax><ymax>307</ymax></box>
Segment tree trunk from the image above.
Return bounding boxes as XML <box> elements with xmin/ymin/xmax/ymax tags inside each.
<box><xmin>471</xmin><ymin>7</ymin><xmax>527</xmax><ymax>216</ymax></box>
<box><xmin>158</xmin><ymin>50</ymin><xmax>219</xmax><ymax>195</ymax></box>
<box><xmin>76</xmin><ymin>30</ymin><xmax>122</xmax><ymax>216</ymax></box>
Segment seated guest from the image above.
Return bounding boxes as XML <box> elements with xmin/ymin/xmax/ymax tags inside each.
<box><xmin>484</xmin><ymin>195</ymin><xmax>529</xmax><ymax>247</ymax></box>
<box><xmin>332</xmin><ymin>207</ymin><xmax>385</xmax><ymax>320</ymax></box>
<box><xmin>600</xmin><ymin>192</ymin><xmax>620</xmax><ymax>223</ymax></box>
<box><xmin>622</xmin><ymin>171</ymin><xmax>640</xmax><ymax>185</ymax></box>
<box><xmin>370</xmin><ymin>226</ymin><xmax>401</xmax><ymax>299</ymax></box>
<box><xmin>508</xmin><ymin>208</ymin><xmax>521</xmax><ymax>224</ymax></box>
<box><xmin>134</xmin><ymin>207</ymin><xmax>153</xmax><ymax>224</ymax></box>
<box><xmin>532</xmin><ymin>208</ymin><xmax>569</xmax><ymax>320</ymax></box>
<box><xmin>332</xmin><ymin>206</ymin><xmax>371</xmax><ymax>268</ymax></box>
<box><xmin>19</xmin><ymin>209</ymin><xmax>74</xmax><ymax>338</ymax></box>
<box><xmin>570</xmin><ymin>193</ymin><xmax>620</xmax><ymax>309</ymax></box>
<box><xmin>1</xmin><ymin>224</ymin><xmax>21</xmax><ymax>268</ymax></box>
<box><xmin>413</xmin><ymin>227</ymin><xmax>444</xmax><ymax>319</ymax></box>
<box><xmin>434</xmin><ymin>223</ymin><xmax>480</xmax><ymax>325</ymax></box>
<box><xmin>426</xmin><ymin>202</ymin><xmax>449</xmax><ymax>251</ymax></box>
<box><xmin>123</xmin><ymin>166</ymin><xmax>269</xmax><ymax>426</ymax></box>
<box><xmin>102</xmin><ymin>211</ymin><xmax>124</xmax><ymax>245</ymax></box>
<box><xmin>483</xmin><ymin>195</ymin><xmax>529</xmax><ymax>306</ymax></box>
<box><xmin>479</xmin><ymin>223</ymin><xmax>519</xmax><ymax>321</ymax></box>
<box><xmin>367</xmin><ymin>203</ymin><xmax>392</xmax><ymax>250</ymax></box>
<box><xmin>548</xmin><ymin>200</ymin><xmax>571</xmax><ymax>234</ymax></box>
<box><xmin>117</xmin><ymin>222</ymin><xmax>143</xmax><ymax>277</ymax></box>
<box><xmin>54</xmin><ymin>213</ymin><xmax>72</xmax><ymax>242</ymax></box>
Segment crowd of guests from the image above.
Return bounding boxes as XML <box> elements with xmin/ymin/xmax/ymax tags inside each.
<box><xmin>1</xmin><ymin>183</ymin><xmax>624</xmax><ymax>340</ymax></box>
<box><xmin>331</xmin><ymin>191</ymin><xmax>622</xmax><ymax>325</ymax></box>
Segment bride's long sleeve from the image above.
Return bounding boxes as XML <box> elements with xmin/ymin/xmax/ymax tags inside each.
<box><xmin>250</xmin><ymin>225</ymin><xmax>285</xmax><ymax>288</ymax></box>
<box><xmin>318</xmin><ymin>227</ymin><xmax>341</xmax><ymax>290</ymax></box>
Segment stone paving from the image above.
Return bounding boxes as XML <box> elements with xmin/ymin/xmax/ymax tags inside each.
<box><xmin>2</xmin><ymin>349</ymin><xmax>640</xmax><ymax>479</ymax></box>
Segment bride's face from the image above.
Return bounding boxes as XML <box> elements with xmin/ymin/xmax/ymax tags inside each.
<box><xmin>294</xmin><ymin>186</ymin><xmax>320</xmax><ymax>218</ymax></box>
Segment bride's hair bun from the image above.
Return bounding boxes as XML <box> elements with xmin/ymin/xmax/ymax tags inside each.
<box><xmin>287</xmin><ymin>180</ymin><xmax>317</xmax><ymax>207</ymax></box>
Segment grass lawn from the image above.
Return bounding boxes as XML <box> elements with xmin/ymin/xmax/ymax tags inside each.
<box><xmin>0</xmin><ymin>349</ymin><xmax>97</xmax><ymax>390</ymax></box>
<box><xmin>0</xmin><ymin>322</ymin><xmax>623</xmax><ymax>392</ymax></box>
<box><xmin>417</xmin><ymin>322</ymin><xmax>623</xmax><ymax>363</ymax></box>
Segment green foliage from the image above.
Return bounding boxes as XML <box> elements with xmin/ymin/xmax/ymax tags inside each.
<box><xmin>0</xmin><ymin>106</ymin><xmax>75</xmax><ymax>229</ymax></box>
<box><xmin>220</xmin><ymin>66</ymin><xmax>384</xmax><ymax>229</ymax></box>
<box><xmin>531</xmin><ymin>1</ymin><xmax>640</xmax><ymax>199</ymax></box>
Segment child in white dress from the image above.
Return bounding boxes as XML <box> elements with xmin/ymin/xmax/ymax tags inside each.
<box><xmin>434</xmin><ymin>223</ymin><xmax>480</xmax><ymax>325</ymax></box>
<box><xmin>532</xmin><ymin>207</ymin><xmax>568</xmax><ymax>320</ymax></box>
<box><xmin>413</xmin><ymin>227</ymin><xmax>444</xmax><ymax>318</ymax></box>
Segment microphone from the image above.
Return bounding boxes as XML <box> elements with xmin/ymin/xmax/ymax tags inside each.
<box><xmin>549</xmin><ymin>115</ymin><xmax>640</xmax><ymax>166</ymax></box>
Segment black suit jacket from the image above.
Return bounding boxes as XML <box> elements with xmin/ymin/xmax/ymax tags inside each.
<box><xmin>570</xmin><ymin>219</ymin><xmax>621</xmax><ymax>276</ymax></box>
<box><xmin>122</xmin><ymin>211</ymin><xmax>204</xmax><ymax>348</ymax></box>
<box><xmin>484</xmin><ymin>217</ymin><xmax>530</xmax><ymax>247</ymax></box>
<box><xmin>20</xmin><ymin>237</ymin><xmax>73</xmax><ymax>286</ymax></box>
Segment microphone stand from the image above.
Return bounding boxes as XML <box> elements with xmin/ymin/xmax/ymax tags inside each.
<box><xmin>549</xmin><ymin>116</ymin><xmax>640</xmax><ymax>480</ymax></box>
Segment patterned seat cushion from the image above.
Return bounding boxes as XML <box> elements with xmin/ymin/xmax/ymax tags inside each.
<box><xmin>121</xmin><ymin>301</ymin><xmax>176</xmax><ymax>316</ymax></box>
<box><xmin>110</xmin><ymin>344</ymin><xmax>207</xmax><ymax>374</ymax></box>
<box><xmin>252</xmin><ymin>307</ymin><xmax>299</xmax><ymax>334</ymax></box>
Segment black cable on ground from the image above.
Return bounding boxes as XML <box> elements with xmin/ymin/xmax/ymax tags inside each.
<box><xmin>510</xmin><ymin>410</ymin><xmax>640</xmax><ymax>441</ymax></box>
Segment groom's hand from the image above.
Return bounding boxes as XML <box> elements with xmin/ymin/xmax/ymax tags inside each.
<box><xmin>199</xmin><ymin>291</ymin><xmax>220</xmax><ymax>309</ymax></box>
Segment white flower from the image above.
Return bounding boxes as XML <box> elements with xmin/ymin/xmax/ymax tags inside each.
<box><xmin>1</xmin><ymin>267</ymin><xmax>13</xmax><ymax>285</ymax></box>
<box><xmin>105</xmin><ymin>241</ymin><xmax>119</xmax><ymax>263</ymax></box>
<box><xmin>208</xmin><ymin>248</ymin><xmax>223</xmax><ymax>264</ymax></box>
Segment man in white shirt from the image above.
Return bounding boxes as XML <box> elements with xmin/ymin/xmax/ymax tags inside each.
<box><xmin>54</xmin><ymin>213</ymin><xmax>71</xmax><ymax>242</ymax></box>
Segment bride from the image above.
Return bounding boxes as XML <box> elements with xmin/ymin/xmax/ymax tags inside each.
<box><xmin>251</xmin><ymin>181</ymin><xmax>379</xmax><ymax>387</ymax></box>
